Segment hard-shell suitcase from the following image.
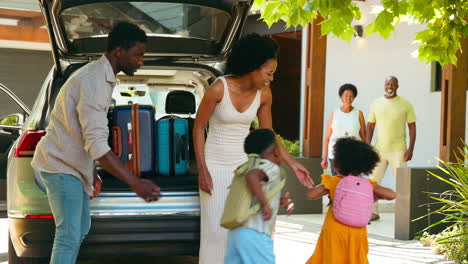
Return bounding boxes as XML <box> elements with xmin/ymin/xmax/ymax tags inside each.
<box><xmin>156</xmin><ymin>90</ymin><xmax>195</xmax><ymax>176</ymax></box>
<box><xmin>110</xmin><ymin>104</ymin><xmax>156</xmax><ymax>177</ymax></box>
<box><xmin>156</xmin><ymin>118</ymin><xmax>189</xmax><ymax>176</ymax></box>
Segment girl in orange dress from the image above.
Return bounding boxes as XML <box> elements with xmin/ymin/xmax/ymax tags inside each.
<box><xmin>306</xmin><ymin>138</ymin><xmax>396</xmax><ymax>264</ymax></box>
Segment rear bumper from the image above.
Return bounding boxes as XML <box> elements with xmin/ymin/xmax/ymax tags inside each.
<box><xmin>9</xmin><ymin>215</ymin><xmax>200</xmax><ymax>258</ymax></box>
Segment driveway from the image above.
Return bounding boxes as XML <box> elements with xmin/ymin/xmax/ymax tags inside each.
<box><xmin>0</xmin><ymin>213</ymin><xmax>453</xmax><ymax>264</ymax></box>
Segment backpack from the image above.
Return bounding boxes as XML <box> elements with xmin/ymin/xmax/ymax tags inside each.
<box><xmin>332</xmin><ymin>175</ymin><xmax>374</xmax><ymax>227</ymax></box>
<box><xmin>220</xmin><ymin>154</ymin><xmax>285</xmax><ymax>229</ymax></box>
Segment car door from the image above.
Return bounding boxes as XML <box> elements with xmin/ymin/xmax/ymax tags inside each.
<box><xmin>0</xmin><ymin>83</ymin><xmax>31</xmax><ymax>202</ymax></box>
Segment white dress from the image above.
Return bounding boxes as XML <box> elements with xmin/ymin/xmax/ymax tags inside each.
<box><xmin>199</xmin><ymin>76</ymin><xmax>262</xmax><ymax>264</ymax></box>
<box><xmin>328</xmin><ymin>107</ymin><xmax>361</xmax><ymax>159</ymax></box>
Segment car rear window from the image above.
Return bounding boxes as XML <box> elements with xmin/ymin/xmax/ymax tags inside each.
<box><xmin>60</xmin><ymin>2</ymin><xmax>231</xmax><ymax>42</ymax></box>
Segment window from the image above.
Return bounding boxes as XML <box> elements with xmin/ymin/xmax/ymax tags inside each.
<box><xmin>431</xmin><ymin>61</ymin><xmax>443</xmax><ymax>92</ymax></box>
<box><xmin>60</xmin><ymin>2</ymin><xmax>230</xmax><ymax>42</ymax></box>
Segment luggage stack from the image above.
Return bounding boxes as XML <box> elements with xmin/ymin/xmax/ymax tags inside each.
<box><xmin>109</xmin><ymin>90</ymin><xmax>196</xmax><ymax>177</ymax></box>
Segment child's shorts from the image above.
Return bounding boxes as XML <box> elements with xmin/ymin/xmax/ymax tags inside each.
<box><xmin>224</xmin><ymin>228</ymin><xmax>275</xmax><ymax>264</ymax></box>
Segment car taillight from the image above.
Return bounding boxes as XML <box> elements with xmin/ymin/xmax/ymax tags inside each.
<box><xmin>26</xmin><ymin>214</ymin><xmax>54</xmax><ymax>219</ymax></box>
<box><xmin>14</xmin><ymin>130</ymin><xmax>46</xmax><ymax>157</ymax></box>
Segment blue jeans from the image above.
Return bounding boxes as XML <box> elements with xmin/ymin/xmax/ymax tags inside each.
<box><xmin>225</xmin><ymin>228</ymin><xmax>275</xmax><ymax>264</ymax></box>
<box><xmin>40</xmin><ymin>172</ymin><xmax>91</xmax><ymax>264</ymax></box>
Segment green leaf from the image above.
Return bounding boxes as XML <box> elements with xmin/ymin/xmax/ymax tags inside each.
<box><xmin>398</xmin><ymin>0</ymin><xmax>409</xmax><ymax>15</ymax></box>
<box><xmin>256</xmin><ymin>0</ymin><xmax>467</xmax><ymax>66</ymax></box>
<box><xmin>289</xmin><ymin>7</ymin><xmax>301</xmax><ymax>27</ymax></box>
<box><xmin>261</xmin><ymin>1</ymin><xmax>286</xmax><ymax>27</ymax></box>
<box><xmin>366</xmin><ymin>10</ymin><xmax>396</xmax><ymax>39</ymax></box>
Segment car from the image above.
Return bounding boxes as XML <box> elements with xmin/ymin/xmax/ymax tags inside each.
<box><xmin>5</xmin><ymin>0</ymin><xmax>252</xmax><ymax>263</ymax></box>
<box><xmin>0</xmin><ymin>83</ymin><xmax>31</xmax><ymax>205</ymax></box>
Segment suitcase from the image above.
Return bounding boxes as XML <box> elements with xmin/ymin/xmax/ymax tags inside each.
<box><xmin>110</xmin><ymin>104</ymin><xmax>156</xmax><ymax>177</ymax></box>
<box><xmin>156</xmin><ymin>118</ymin><xmax>189</xmax><ymax>176</ymax></box>
<box><xmin>156</xmin><ymin>91</ymin><xmax>195</xmax><ymax>176</ymax></box>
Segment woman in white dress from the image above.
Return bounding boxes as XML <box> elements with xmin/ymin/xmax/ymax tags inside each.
<box><xmin>193</xmin><ymin>34</ymin><xmax>314</xmax><ymax>264</ymax></box>
<box><xmin>321</xmin><ymin>84</ymin><xmax>366</xmax><ymax>175</ymax></box>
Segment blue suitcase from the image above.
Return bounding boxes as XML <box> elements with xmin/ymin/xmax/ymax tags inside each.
<box><xmin>156</xmin><ymin>90</ymin><xmax>195</xmax><ymax>176</ymax></box>
<box><xmin>156</xmin><ymin>118</ymin><xmax>189</xmax><ymax>176</ymax></box>
<box><xmin>110</xmin><ymin>104</ymin><xmax>156</xmax><ymax>177</ymax></box>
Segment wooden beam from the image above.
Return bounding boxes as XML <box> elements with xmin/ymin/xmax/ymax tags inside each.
<box><xmin>439</xmin><ymin>37</ymin><xmax>468</xmax><ymax>162</ymax></box>
<box><xmin>0</xmin><ymin>24</ymin><xmax>49</xmax><ymax>43</ymax></box>
<box><xmin>303</xmin><ymin>18</ymin><xmax>327</xmax><ymax>157</ymax></box>
<box><xmin>274</xmin><ymin>31</ymin><xmax>302</xmax><ymax>39</ymax></box>
<box><xmin>18</xmin><ymin>15</ymin><xmax>44</xmax><ymax>28</ymax></box>
<box><xmin>0</xmin><ymin>8</ymin><xmax>41</xmax><ymax>19</ymax></box>
<box><xmin>0</xmin><ymin>9</ymin><xmax>45</xmax><ymax>28</ymax></box>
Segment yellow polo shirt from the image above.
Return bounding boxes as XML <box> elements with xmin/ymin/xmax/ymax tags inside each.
<box><xmin>368</xmin><ymin>96</ymin><xmax>416</xmax><ymax>152</ymax></box>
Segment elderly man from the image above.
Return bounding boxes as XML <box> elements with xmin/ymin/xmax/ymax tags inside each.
<box><xmin>366</xmin><ymin>76</ymin><xmax>416</xmax><ymax>221</ymax></box>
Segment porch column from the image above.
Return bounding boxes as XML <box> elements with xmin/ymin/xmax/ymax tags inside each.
<box><xmin>439</xmin><ymin>37</ymin><xmax>468</xmax><ymax>162</ymax></box>
<box><xmin>302</xmin><ymin>18</ymin><xmax>327</xmax><ymax>157</ymax></box>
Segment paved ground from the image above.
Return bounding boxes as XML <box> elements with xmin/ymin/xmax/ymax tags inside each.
<box><xmin>274</xmin><ymin>214</ymin><xmax>453</xmax><ymax>264</ymax></box>
<box><xmin>0</xmin><ymin>212</ymin><xmax>453</xmax><ymax>264</ymax></box>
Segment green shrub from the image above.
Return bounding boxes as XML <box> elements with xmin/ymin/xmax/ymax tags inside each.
<box><xmin>418</xmin><ymin>142</ymin><xmax>468</xmax><ymax>263</ymax></box>
<box><xmin>420</xmin><ymin>225</ymin><xmax>468</xmax><ymax>264</ymax></box>
<box><xmin>278</xmin><ymin>135</ymin><xmax>300</xmax><ymax>157</ymax></box>
<box><xmin>249</xmin><ymin>118</ymin><xmax>301</xmax><ymax>157</ymax></box>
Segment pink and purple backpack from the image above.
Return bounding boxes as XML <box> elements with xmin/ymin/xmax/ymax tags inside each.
<box><xmin>333</xmin><ymin>175</ymin><xmax>374</xmax><ymax>227</ymax></box>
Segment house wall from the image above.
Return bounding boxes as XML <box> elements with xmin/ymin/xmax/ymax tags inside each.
<box><xmin>0</xmin><ymin>48</ymin><xmax>52</xmax><ymax>118</ymax></box>
<box><xmin>323</xmin><ymin>0</ymin><xmax>467</xmax><ymax>189</ymax></box>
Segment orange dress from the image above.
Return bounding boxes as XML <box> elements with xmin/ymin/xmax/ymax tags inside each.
<box><xmin>306</xmin><ymin>175</ymin><xmax>375</xmax><ymax>264</ymax></box>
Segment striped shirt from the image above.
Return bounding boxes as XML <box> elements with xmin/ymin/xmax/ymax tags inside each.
<box><xmin>241</xmin><ymin>159</ymin><xmax>282</xmax><ymax>236</ymax></box>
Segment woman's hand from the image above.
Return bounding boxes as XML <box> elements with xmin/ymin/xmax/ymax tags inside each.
<box><xmin>320</xmin><ymin>158</ymin><xmax>328</xmax><ymax>170</ymax></box>
<box><xmin>199</xmin><ymin>169</ymin><xmax>213</xmax><ymax>195</ymax></box>
<box><xmin>290</xmin><ymin>161</ymin><xmax>314</xmax><ymax>189</ymax></box>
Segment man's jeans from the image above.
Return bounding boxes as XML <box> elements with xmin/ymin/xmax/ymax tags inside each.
<box><xmin>40</xmin><ymin>172</ymin><xmax>91</xmax><ymax>264</ymax></box>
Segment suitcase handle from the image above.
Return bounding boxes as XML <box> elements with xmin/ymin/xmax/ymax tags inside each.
<box><xmin>112</xmin><ymin>126</ymin><xmax>122</xmax><ymax>158</ymax></box>
<box><xmin>131</xmin><ymin>104</ymin><xmax>141</xmax><ymax>177</ymax></box>
<box><xmin>175</xmin><ymin>134</ymin><xmax>181</xmax><ymax>164</ymax></box>
<box><xmin>181</xmin><ymin>134</ymin><xmax>188</xmax><ymax>161</ymax></box>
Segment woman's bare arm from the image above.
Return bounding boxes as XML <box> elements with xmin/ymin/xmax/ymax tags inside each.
<box><xmin>358</xmin><ymin>110</ymin><xmax>366</xmax><ymax>141</ymax></box>
<box><xmin>321</xmin><ymin>113</ymin><xmax>333</xmax><ymax>169</ymax></box>
<box><xmin>257</xmin><ymin>86</ymin><xmax>314</xmax><ymax>188</ymax></box>
<box><xmin>193</xmin><ymin>80</ymin><xmax>223</xmax><ymax>194</ymax></box>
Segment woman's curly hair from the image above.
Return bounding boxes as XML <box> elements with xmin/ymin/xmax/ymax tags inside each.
<box><xmin>226</xmin><ymin>33</ymin><xmax>278</xmax><ymax>76</ymax></box>
<box><xmin>332</xmin><ymin>137</ymin><xmax>380</xmax><ymax>176</ymax></box>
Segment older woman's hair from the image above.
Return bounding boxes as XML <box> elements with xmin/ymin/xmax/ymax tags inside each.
<box><xmin>338</xmin><ymin>83</ymin><xmax>358</xmax><ymax>97</ymax></box>
<box><xmin>227</xmin><ymin>33</ymin><xmax>278</xmax><ymax>76</ymax></box>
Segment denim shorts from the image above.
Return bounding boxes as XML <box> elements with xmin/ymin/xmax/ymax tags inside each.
<box><xmin>224</xmin><ymin>228</ymin><xmax>275</xmax><ymax>264</ymax></box>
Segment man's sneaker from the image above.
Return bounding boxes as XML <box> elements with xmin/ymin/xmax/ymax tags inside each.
<box><xmin>370</xmin><ymin>213</ymin><xmax>380</xmax><ymax>221</ymax></box>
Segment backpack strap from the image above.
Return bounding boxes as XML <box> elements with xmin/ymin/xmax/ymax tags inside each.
<box><xmin>234</xmin><ymin>153</ymin><xmax>262</xmax><ymax>177</ymax></box>
<box><xmin>249</xmin><ymin>168</ymin><xmax>286</xmax><ymax>214</ymax></box>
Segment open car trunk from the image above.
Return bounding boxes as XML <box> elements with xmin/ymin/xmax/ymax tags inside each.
<box><xmin>97</xmin><ymin>64</ymin><xmax>216</xmax><ymax>192</ymax></box>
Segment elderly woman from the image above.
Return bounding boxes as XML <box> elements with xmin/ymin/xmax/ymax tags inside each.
<box><xmin>321</xmin><ymin>84</ymin><xmax>366</xmax><ymax>175</ymax></box>
<box><xmin>193</xmin><ymin>33</ymin><xmax>314</xmax><ymax>264</ymax></box>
